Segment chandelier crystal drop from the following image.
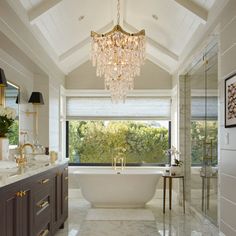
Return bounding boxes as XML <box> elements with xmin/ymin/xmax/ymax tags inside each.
<box><xmin>91</xmin><ymin>0</ymin><xmax>146</xmax><ymax>102</ymax></box>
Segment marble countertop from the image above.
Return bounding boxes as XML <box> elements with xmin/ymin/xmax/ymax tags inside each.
<box><xmin>0</xmin><ymin>160</ymin><xmax>68</xmax><ymax>188</ymax></box>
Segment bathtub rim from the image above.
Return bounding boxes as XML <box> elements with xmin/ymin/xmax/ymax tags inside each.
<box><xmin>69</xmin><ymin>166</ymin><xmax>167</xmax><ymax>174</ymax></box>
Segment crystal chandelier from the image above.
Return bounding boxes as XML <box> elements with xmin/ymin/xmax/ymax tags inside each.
<box><xmin>91</xmin><ymin>0</ymin><xmax>146</xmax><ymax>102</ymax></box>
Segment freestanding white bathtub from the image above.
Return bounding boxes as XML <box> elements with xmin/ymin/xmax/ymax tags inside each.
<box><xmin>75</xmin><ymin>168</ymin><xmax>162</xmax><ymax>208</ymax></box>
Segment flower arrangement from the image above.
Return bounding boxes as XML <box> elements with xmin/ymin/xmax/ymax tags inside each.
<box><xmin>0</xmin><ymin>106</ymin><xmax>16</xmax><ymax>138</ymax></box>
<box><xmin>166</xmin><ymin>146</ymin><xmax>183</xmax><ymax>175</ymax></box>
<box><xmin>166</xmin><ymin>145</ymin><xmax>182</xmax><ymax>166</ymax></box>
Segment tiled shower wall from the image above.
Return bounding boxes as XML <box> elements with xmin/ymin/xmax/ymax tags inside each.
<box><xmin>178</xmin><ymin>75</ymin><xmax>191</xmax><ymax>203</ymax></box>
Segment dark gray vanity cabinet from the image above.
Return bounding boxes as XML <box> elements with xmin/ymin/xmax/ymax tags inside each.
<box><xmin>0</xmin><ymin>178</ymin><xmax>34</xmax><ymax>236</ymax></box>
<box><xmin>0</xmin><ymin>183</ymin><xmax>22</xmax><ymax>236</ymax></box>
<box><xmin>21</xmin><ymin>180</ymin><xmax>35</xmax><ymax>236</ymax></box>
<box><xmin>0</xmin><ymin>163</ymin><xmax>68</xmax><ymax>236</ymax></box>
<box><xmin>51</xmin><ymin>164</ymin><xmax>68</xmax><ymax>234</ymax></box>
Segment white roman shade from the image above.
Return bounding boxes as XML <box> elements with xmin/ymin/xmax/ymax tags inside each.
<box><xmin>66</xmin><ymin>97</ymin><xmax>171</xmax><ymax>120</ymax></box>
<box><xmin>191</xmin><ymin>96</ymin><xmax>218</xmax><ymax>119</ymax></box>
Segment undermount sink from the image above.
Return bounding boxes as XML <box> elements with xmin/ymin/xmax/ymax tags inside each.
<box><xmin>0</xmin><ymin>161</ymin><xmax>18</xmax><ymax>184</ymax></box>
<box><xmin>0</xmin><ymin>161</ymin><xmax>18</xmax><ymax>173</ymax></box>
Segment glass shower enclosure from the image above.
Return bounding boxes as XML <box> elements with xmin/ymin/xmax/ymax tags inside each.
<box><xmin>189</xmin><ymin>42</ymin><xmax>218</xmax><ymax>225</ymax></box>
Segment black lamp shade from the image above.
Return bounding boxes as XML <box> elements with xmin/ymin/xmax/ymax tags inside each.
<box><xmin>0</xmin><ymin>68</ymin><xmax>7</xmax><ymax>87</ymax></box>
<box><xmin>28</xmin><ymin>92</ymin><xmax>44</xmax><ymax>104</ymax></box>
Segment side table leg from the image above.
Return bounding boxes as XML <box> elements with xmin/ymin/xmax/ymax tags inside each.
<box><xmin>202</xmin><ymin>177</ymin><xmax>204</xmax><ymax>211</ymax></box>
<box><xmin>182</xmin><ymin>177</ymin><xmax>185</xmax><ymax>213</ymax></box>
<box><xmin>207</xmin><ymin>178</ymin><xmax>210</xmax><ymax>210</ymax></box>
<box><xmin>169</xmin><ymin>177</ymin><xmax>172</xmax><ymax>210</ymax></box>
<box><xmin>163</xmin><ymin>177</ymin><xmax>166</xmax><ymax>214</ymax></box>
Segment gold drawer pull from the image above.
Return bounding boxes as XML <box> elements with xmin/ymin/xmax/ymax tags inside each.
<box><xmin>16</xmin><ymin>191</ymin><xmax>22</xmax><ymax>197</ymax></box>
<box><xmin>64</xmin><ymin>167</ymin><xmax>68</xmax><ymax>171</ymax></box>
<box><xmin>16</xmin><ymin>191</ymin><xmax>26</xmax><ymax>198</ymax></box>
<box><xmin>38</xmin><ymin>201</ymin><xmax>49</xmax><ymax>209</ymax></box>
<box><xmin>65</xmin><ymin>195</ymin><xmax>68</xmax><ymax>201</ymax></box>
<box><xmin>65</xmin><ymin>176</ymin><xmax>68</xmax><ymax>181</ymax></box>
<box><xmin>40</xmin><ymin>178</ymin><xmax>50</xmax><ymax>184</ymax></box>
<box><xmin>39</xmin><ymin>229</ymin><xmax>49</xmax><ymax>236</ymax></box>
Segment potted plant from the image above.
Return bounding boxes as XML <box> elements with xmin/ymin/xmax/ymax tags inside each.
<box><xmin>171</xmin><ymin>158</ymin><xmax>183</xmax><ymax>175</ymax></box>
<box><xmin>0</xmin><ymin>105</ymin><xmax>16</xmax><ymax>160</ymax></box>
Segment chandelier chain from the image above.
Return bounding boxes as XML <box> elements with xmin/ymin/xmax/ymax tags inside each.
<box><xmin>117</xmin><ymin>0</ymin><xmax>120</xmax><ymax>25</ymax></box>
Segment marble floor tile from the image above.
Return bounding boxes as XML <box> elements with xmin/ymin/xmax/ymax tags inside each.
<box><xmin>55</xmin><ymin>189</ymin><xmax>219</xmax><ymax>236</ymax></box>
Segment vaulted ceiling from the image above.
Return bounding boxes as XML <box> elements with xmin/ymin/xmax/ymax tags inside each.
<box><xmin>8</xmin><ymin>0</ymin><xmax>225</xmax><ymax>75</ymax></box>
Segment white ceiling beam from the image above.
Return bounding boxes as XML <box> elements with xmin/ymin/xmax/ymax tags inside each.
<box><xmin>28</xmin><ymin>0</ymin><xmax>62</xmax><ymax>24</ymax></box>
<box><xmin>112</xmin><ymin>0</ymin><xmax>124</xmax><ymax>26</ymax></box>
<box><xmin>146</xmin><ymin>54</ymin><xmax>172</xmax><ymax>74</ymax></box>
<box><xmin>59</xmin><ymin>37</ymin><xmax>90</xmax><ymax>62</ymax></box>
<box><xmin>124</xmin><ymin>21</ymin><xmax>179</xmax><ymax>61</ymax></box>
<box><xmin>174</xmin><ymin>0</ymin><xmax>208</xmax><ymax>23</ymax></box>
<box><xmin>147</xmin><ymin>37</ymin><xmax>179</xmax><ymax>61</ymax></box>
<box><xmin>0</xmin><ymin>0</ymin><xmax>64</xmax><ymax>78</ymax></box>
<box><xmin>59</xmin><ymin>22</ymin><xmax>114</xmax><ymax>62</ymax></box>
<box><xmin>62</xmin><ymin>55</ymin><xmax>90</xmax><ymax>74</ymax></box>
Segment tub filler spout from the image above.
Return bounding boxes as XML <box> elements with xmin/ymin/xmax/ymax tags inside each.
<box><xmin>112</xmin><ymin>156</ymin><xmax>126</xmax><ymax>170</ymax></box>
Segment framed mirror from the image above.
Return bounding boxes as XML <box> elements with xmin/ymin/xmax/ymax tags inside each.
<box><xmin>5</xmin><ymin>82</ymin><xmax>19</xmax><ymax>147</ymax></box>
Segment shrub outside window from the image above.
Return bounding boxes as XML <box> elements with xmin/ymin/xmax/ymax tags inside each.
<box><xmin>68</xmin><ymin>120</ymin><xmax>170</xmax><ymax>165</ymax></box>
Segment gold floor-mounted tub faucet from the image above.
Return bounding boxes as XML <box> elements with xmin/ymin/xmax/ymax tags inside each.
<box><xmin>112</xmin><ymin>156</ymin><xmax>126</xmax><ymax>170</ymax></box>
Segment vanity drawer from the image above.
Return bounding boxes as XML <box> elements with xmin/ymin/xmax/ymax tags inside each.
<box><xmin>33</xmin><ymin>173</ymin><xmax>52</xmax><ymax>193</ymax></box>
<box><xmin>35</xmin><ymin>192</ymin><xmax>51</xmax><ymax>214</ymax></box>
<box><xmin>34</xmin><ymin>189</ymin><xmax>52</xmax><ymax>230</ymax></box>
<box><xmin>36</xmin><ymin>222</ymin><xmax>51</xmax><ymax>236</ymax></box>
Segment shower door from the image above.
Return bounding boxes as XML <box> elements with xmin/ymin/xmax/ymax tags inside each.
<box><xmin>190</xmin><ymin>42</ymin><xmax>218</xmax><ymax>225</ymax></box>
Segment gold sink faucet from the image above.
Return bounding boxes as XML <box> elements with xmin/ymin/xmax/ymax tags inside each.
<box><xmin>16</xmin><ymin>143</ymin><xmax>35</xmax><ymax>168</ymax></box>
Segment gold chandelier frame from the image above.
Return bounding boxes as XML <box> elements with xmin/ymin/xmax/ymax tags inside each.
<box><xmin>91</xmin><ymin>25</ymin><xmax>145</xmax><ymax>38</ymax></box>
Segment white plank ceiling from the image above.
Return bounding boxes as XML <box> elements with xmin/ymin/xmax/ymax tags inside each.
<box><xmin>16</xmin><ymin>0</ymin><xmax>219</xmax><ymax>74</ymax></box>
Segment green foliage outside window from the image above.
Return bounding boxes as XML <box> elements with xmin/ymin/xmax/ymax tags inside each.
<box><xmin>8</xmin><ymin>120</ymin><xmax>19</xmax><ymax>145</ymax></box>
<box><xmin>69</xmin><ymin>121</ymin><xmax>169</xmax><ymax>164</ymax></box>
<box><xmin>191</xmin><ymin>120</ymin><xmax>218</xmax><ymax>166</ymax></box>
